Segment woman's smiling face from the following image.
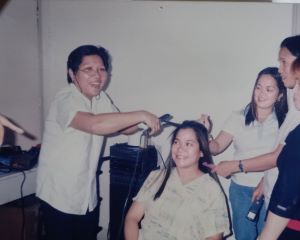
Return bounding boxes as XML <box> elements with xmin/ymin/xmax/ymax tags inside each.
<box><xmin>171</xmin><ymin>128</ymin><xmax>203</xmax><ymax>170</ymax></box>
<box><xmin>69</xmin><ymin>55</ymin><xmax>108</xmax><ymax>100</ymax></box>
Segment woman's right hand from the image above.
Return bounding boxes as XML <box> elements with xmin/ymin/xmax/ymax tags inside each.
<box><xmin>141</xmin><ymin>111</ymin><xmax>161</xmax><ymax>136</ymax></box>
<box><xmin>198</xmin><ymin>114</ymin><xmax>213</xmax><ymax>133</ymax></box>
<box><xmin>203</xmin><ymin>160</ymin><xmax>238</xmax><ymax>178</ymax></box>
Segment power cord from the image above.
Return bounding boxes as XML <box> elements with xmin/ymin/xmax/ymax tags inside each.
<box><xmin>0</xmin><ymin>165</ymin><xmax>30</xmax><ymax>240</ymax></box>
<box><xmin>211</xmin><ymin>172</ymin><xmax>233</xmax><ymax>238</ymax></box>
<box><xmin>103</xmin><ymin>91</ymin><xmax>121</xmax><ymax>113</ymax></box>
<box><xmin>154</xmin><ymin>145</ymin><xmax>166</xmax><ymax>169</ymax></box>
<box><xmin>20</xmin><ymin>171</ymin><xmax>26</xmax><ymax>240</ymax></box>
<box><xmin>115</xmin><ymin>147</ymin><xmax>141</xmax><ymax>240</ymax></box>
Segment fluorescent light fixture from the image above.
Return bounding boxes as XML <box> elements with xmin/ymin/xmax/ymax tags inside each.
<box><xmin>273</xmin><ymin>0</ymin><xmax>300</xmax><ymax>2</ymax></box>
<box><xmin>137</xmin><ymin>0</ymin><xmax>300</xmax><ymax>2</ymax></box>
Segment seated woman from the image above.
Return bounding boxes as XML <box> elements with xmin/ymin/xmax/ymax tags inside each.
<box><xmin>124</xmin><ymin>121</ymin><xmax>230</xmax><ymax>240</ymax></box>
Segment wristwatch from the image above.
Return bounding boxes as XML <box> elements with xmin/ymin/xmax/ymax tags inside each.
<box><xmin>238</xmin><ymin>160</ymin><xmax>245</xmax><ymax>173</ymax></box>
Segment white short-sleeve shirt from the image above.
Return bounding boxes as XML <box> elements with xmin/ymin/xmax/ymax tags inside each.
<box><xmin>222</xmin><ymin>110</ymin><xmax>279</xmax><ymax>187</ymax></box>
<box><xmin>36</xmin><ymin>84</ymin><xmax>115</xmax><ymax>214</ymax></box>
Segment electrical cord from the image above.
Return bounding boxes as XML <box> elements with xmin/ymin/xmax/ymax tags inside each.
<box><xmin>115</xmin><ymin>147</ymin><xmax>141</xmax><ymax>240</ymax></box>
<box><xmin>103</xmin><ymin>91</ymin><xmax>121</xmax><ymax>113</ymax></box>
<box><xmin>20</xmin><ymin>171</ymin><xmax>26</xmax><ymax>240</ymax></box>
<box><xmin>209</xmin><ymin>170</ymin><xmax>233</xmax><ymax>238</ymax></box>
<box><xmin>0</xmin><ymin>163</ymin><xmax>30</xmax><ymax>240</ymax></box>
<box><xmin>155</xmin><ymin>145</ymin><xmax>166</xmax><ymax>169</ymax></box>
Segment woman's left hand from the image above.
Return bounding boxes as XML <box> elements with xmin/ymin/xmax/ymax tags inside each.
<box><xmin>203</xmin><ymin>160</ymin><xmax>237</xmax><ymax>178</ymax></box>
<box><xmin>198</xmin><ymin>114</ymin><xmax>213</xmax><ymax>133</ymax></box>
<box><xmin>0</xmin><ymin>114</ymin><xmax>24</xmax><ymax>145</ymax></box>
<box><xmin>252</xmin><ymin>178</ymin><xmax>264</xmax><ymax>202</ymax></box>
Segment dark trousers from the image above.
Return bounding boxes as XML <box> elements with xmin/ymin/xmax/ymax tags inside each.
<box><xmin>39</xmin><ymin>200</ymin><xmax>100</xmax><ymax>240</ymax></box>
<box><xmin>278</xmin><ymin>227</ymin><xmax>300</xmax><ymax>240</ymax></box>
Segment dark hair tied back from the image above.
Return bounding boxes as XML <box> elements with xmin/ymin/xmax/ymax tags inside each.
<box><xmin>280</xmin><ymin>35</ymin><xmax>300</xmax><ymax>58</ymax></box>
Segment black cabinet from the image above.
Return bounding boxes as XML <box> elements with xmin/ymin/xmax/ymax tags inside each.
<box><xmin>109</xmin><ymin>143</ymin><xmax>157</xmax><ymax>240</ymax></box>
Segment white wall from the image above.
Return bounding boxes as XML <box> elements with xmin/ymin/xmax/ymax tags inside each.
<box><xmin>293</xmin><ymin>4</ymin><xmax>300</xmax><ymax>33</ymax></box>
<box><xmin>39</xmin><ymin>0</ymin><xmax>293</xmax><ymax>239</ymax></box>
<box><xmin>0</xmin><ymin>0</ymin><xmax>42</xmax><ymax>149</ymax></box>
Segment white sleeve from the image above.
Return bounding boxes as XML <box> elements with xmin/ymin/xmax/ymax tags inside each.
<box><xmin>222</xmin><ymin>110</ymin><xmax>242</xmax><ymax>136</ymax></box>
<box><xmin>275</xmin><ymin>110</ymin><xmax>300</xmax><ymax>146</ymax></box>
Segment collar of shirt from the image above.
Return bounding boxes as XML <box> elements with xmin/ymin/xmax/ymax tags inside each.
<box><xmin>252</xmin><ymin>111</ymin><xmax>277</xmax><ymax>127</ymax></box>
<box><xmin>69</xmin><ymin>83</ymin><xmax>105</xmax><ymax>109</ymax></box>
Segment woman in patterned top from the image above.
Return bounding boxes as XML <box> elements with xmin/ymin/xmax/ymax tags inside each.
<box><xmin>124</xmin><ymin>121</ymin><xmax>230</xmax><ymax>240</ymax></box>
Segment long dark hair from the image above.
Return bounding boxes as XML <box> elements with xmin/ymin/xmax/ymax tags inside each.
<box><xmin>153</xmin><ymin>120</ymin><xmax>217</xmax><ymax>200</ymax></box>
<box><xmin>245</xmin><ymin>67</ymin><xmax>288</xmax><ymax>127</ymax></box>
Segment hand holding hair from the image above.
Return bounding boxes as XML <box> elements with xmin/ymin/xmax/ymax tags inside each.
<box><xmin>203</xmin><ymin>161</ymin><xmax>237</xmax><ymax>178</ymax></box>
<box><xmin>198</xmin><ymin>114</ymin><xmax>213</xmax><ymax>133</ymax></box>
<box><xmin>202</xmin><ymin>162</ymin><xmax>215</xmax><ymax>170</ymax></box>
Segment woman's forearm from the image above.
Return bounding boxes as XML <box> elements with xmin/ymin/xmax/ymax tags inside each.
<box><xmin>209</xmin><ymin>139</ymin><xmax>221</xmax><ymax>155</ymax></box>
<box><xmin>206</xmin><ymin>233</ymin><xmax>223</xmax><ymax>240</ymax></box>
<box><xmin>211</xmin><ymin>144</ymin><xmax>283</xmax><ymax>178</ymax></box>
<box><xmin>259</xmin><ymin>212</ymin><xmax>290</xmax><ymax>240</ymax></box>
<box><xmin>209</xmin><ymin>131</ymin><xmax>233</xmax><ymax>156</ymax></box>
<box><xmin>243</xmin><ymin>144</ymin><xmax>283</xmax><ymax>172</ymax></box>
<box><xmin>124</xmin><ymin>218</ymin><xmax>140</xmax><ymax>240</ymax></box>
<box><xmin>124</xmin><ymin>201</ymin><xmax>144</xmax><ymax>240</ymax></box>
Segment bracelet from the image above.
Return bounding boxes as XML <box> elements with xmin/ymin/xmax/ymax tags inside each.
<box><xmin>208</xmin><ymin>134</ymin><xmax>214</xmax><ymax>142</ymax></box>
<box><xmin>238</xmin><ymin>160</ymin><xmax>246</xmax><ymax>173</ymax></box>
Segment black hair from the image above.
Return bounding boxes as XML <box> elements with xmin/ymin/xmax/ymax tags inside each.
<box><xmin>245</xmin><ymin>67</ymin><xmax>288</xmax><ymax>127</ymax></box>
<box><xmin>280</xmin><ymin>35</ymin><xmax>300</xmax><ymax>58</ymax></box>
<box><xmin>153</xmin><ymin>120</ymin><xmax>217</xmax><ymax>200</ymax></box>
<box><xmin>67</xmin><ymin>45</ymin><xmax>111</xmax><ymax>83</ymax></box>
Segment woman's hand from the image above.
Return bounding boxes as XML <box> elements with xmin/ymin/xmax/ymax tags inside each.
<box><xmin>0</xmin><ymin>114</ymin><xmax>24</xmax><ymax>145</ymax></box>
<box><xmin>252</xmin><ymin>178</ymin><xmax>264</xmax><ymax>202</ymax></box>
<box><xmin>198</xmin><ymin>114</ymin><xmax>213</xmax><ymax>133</ymax></box>
<box><xmin>141</xmin><ymin>111</ymin><xmax>161</xmax><ymax>136</ymax></box>
<box><xmin>203</xmin><ymin>160</ymin><xmax>239</xmax><ymax>178</ymax></box>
